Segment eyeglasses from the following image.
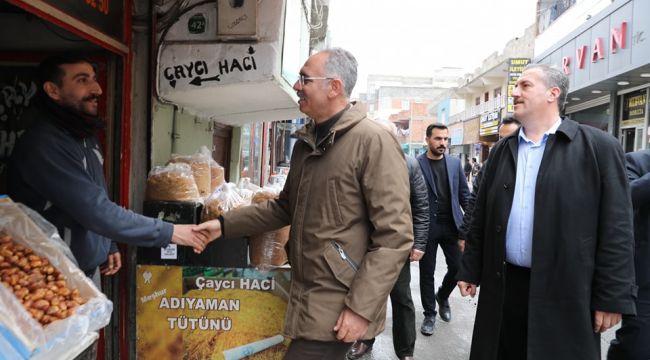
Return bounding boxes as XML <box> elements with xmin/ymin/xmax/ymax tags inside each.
<box><xmin>298</xmin><ymin>74</ymin><xmax>337</xmax><ymax>86</ymax></box>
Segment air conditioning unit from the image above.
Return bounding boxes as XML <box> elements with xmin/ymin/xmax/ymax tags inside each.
<box><xmin>217</xmin><ymin>0</ymin><xmax>257</xmax><ymax>40</ymax></box>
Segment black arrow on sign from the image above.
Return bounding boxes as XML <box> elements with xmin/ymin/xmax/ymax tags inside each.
<box><xmin>189</xmin><ymin>74</ymin><xmax>221</xmax><ymax>86</ymax></box>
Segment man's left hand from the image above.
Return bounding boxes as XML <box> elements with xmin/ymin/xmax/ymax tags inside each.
<box><xmin>333</xmin><ymin>307</ymin><xmax>369</xmax><ymax>342</ymax></box>
<box><xmin>100</xmin><ymin>251</ymin><xmax>122</xmax><ymax>276</ymax></box>
<box><xmin>410</xmin><ymin>249</ymin><xmax>424</xmax><ymax>262</ymax></box>
<box><xmin>593</xmin><ymin>311</ymin><xmax>621</xmax><ymax>333</ymax></box>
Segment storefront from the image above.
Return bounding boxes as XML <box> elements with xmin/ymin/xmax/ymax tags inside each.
<box><xmin>535</xmin><ymin>0</ymin><xmax>650</xmax><ymax>152</ymax></box>
<box><xmin>463</xmin><ymin>117</ymin><xmax>482</xmax><ymax>161</ymax></box>
<box><xmin>0</xmin><ymin>1</ymin><xmax>135</xmax><ymax>358</ymax></box>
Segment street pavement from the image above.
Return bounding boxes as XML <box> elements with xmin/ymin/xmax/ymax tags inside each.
<box><xmin>344</xmin><ymin>250</ymin><xmax>618</xmax><ymax>360</ymax></box>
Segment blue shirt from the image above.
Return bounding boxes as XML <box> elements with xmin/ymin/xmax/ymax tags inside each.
<box><xmin>505</xmin><ymin>118</ymin><xmax>562</xmax><ymax>267</ymax></box>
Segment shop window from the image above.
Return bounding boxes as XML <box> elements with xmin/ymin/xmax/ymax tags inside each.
<box><xmin>239</xmin><ymin>122</ymin><xmax>263</xmax><ymax>186</ymax></box>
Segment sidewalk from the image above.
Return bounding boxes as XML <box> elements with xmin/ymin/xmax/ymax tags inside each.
<box><xmin>348</xmin><ymin>251</ymin><xmax>618</xmax><ymax>359</ymax></box>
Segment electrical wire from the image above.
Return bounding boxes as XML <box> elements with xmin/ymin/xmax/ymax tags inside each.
<box><xmin>37</xmin><ymin>16</ymin><xmax>85</xmax><ymax>42</ymax></box>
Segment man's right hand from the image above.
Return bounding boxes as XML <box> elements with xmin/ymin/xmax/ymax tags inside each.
<box><xmin>457</xmin><ymin>281</ymin><xmax>477</xmax><ymax>297</ymax></box>
<box><xmin>192</xmin><ymin>219</ymin><xmax>222</xmax><ymax>243</ymax></box>
<box><xmin>171</xmin><ymin>224</ymin><xmax>211</xmax><ymax>254</ymax></box>
<box><xmin>458</xmin><ymin>239</ymin><xmax>466</xmax><ymax>253</ymax></box>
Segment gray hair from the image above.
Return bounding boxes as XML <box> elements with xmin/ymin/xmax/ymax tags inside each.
<box><xmin>524</xmin><ymin>63</ymin><xmax>569</xmax><ymax>113</ymax></box>
<box><xmin>321</xmin><ymin>48</ymin><xmax>358</xmax><ymax>98</ymax></box>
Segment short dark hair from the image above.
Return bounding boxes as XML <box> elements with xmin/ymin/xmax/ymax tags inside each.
<box><xmin>426</xmin><ymin>123</ymin><xmax>448</xmax><ymax>137</ymax></box>
<box><xmin>499</xmin><ymin>117</ymin><xmax>520</xmax><ymax>128</ymax></box>
<box><xmin>37</xmin><ymin>53</ymin><xmax>92</xmax><ymax>87</ymax></box>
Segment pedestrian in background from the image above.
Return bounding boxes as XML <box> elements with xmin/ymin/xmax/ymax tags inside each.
<box><xmin>347</xmin><ymin>119</ymin><xmax>429</xmax><ymax>360</ymax></box>
<box><xmin>416</xmin><ymin>123</ymin><xmax>470</xmax><ymax>336</ymax></box>
<box><xmin>607</xmin><ymin>149</ymin><xmax>650</xmax><ymax>360</ymax></box>
<box><xmin>457</xmin><ymin>63</ymin><xmax>636</xmax><ymax>360</ymax></box>
<box><xmin>194</xmin><ymin>48</ymin><xmax>413</xmax><ymax>360</ymax></box>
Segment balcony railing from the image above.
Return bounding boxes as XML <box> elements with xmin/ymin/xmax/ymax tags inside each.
<box><xmin>449</xmin><ymin>94</ymin><xmax>506</xmax><ymax>124</ymax></box>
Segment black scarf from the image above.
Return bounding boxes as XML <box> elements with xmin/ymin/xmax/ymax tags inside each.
<box><xmin>38</xmin><ymin>94</ymin><xmax>105</xmax><ymax>139</ymax></box>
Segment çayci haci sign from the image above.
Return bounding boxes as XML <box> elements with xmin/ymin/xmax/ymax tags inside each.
<box><xmin>157</xmin><ymin>43</ymin><xmax>276</xmax><ymax>94</ymax></box>
<box><xmin>136</xmin><ymin>265</ymin><xmax>291</xmax><ymax>360</ymax></box>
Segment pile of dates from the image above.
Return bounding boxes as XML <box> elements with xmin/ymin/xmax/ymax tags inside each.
<box><xmin>0</xmin><ymin>230</ymin><xmax>86</xmax><ymax>326</ymax></box>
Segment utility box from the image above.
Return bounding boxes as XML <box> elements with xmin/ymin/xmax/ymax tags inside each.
<box><xmin>217</xmin><ymin>0</ymin><xmax>257</xmax><ymax>39</ymax></box>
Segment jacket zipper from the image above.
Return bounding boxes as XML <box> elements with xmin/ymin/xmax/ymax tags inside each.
<box><xmin>331</xmin><ymin>241</ymin><xmax>359</xmax><ymax>271</ymax></box>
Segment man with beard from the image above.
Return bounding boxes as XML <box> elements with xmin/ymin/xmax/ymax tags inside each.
<box><xmin>416</xmin><ymin>123</ymin><xmax>470</xmax><ymax>335</ymax></box>
<box><xmin>457</xmin><ymin>64</ymin><xmax>636</xmax><ymax>360</ymax></box>
<box><xmin>8</xmin><ymin>54</ymin><xmax>210</xmax><ymax>279</ymax></box>
<box><xmin>194</xmin><ymin>48</ymin><xmax>413</xmax><ymax>360</ymax></box>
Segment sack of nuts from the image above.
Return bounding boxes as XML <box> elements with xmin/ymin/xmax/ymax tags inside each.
<box><xmin>0</xmin><ymin>198</ymin><xmax>112</xmax><ymax>358</ymax></box>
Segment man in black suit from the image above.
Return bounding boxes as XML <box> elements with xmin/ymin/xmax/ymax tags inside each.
<box><xmin>416</xmin><ymin>123</ymin><xmax>470</xmax><ymax>335</ymax></box>
<box><xmin>608</xmin><ymin>149</ymin><xmax>650</xmax><ymax>360</ymax></box>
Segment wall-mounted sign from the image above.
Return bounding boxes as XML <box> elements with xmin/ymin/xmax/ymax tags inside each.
<box><xmin>561</xmin><ymin>21</ymin><xmax>627</xmax><ymax>75</ymax></box>
<box><xmin>136</xmin><ymin>265</ymin><xmax>291</xmax><ymax>360</ymax></box>
<box><xmin>507</xmin><ymin>58</ymin><xmax>530</xmax><ymax>113</ymax></box>
<box><xmin>158</xmin><ymin>44</ymin><xmax>273</xmax><ymax>92</ymax></box>
<box><xmin>621</xmin><ymin>90</ymin><xmax>647</xmax><ymax>128</ymax></box>
<box><xmin>480</xmin><ymin>110</ymin><xmax>501</xmax><ymax>136</ymax></box>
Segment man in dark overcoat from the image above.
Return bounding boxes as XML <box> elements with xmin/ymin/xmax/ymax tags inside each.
<box><xmin>608</xmin><ymin>149</ymin><xmax>650</xmax><ymax>360</ymax></box>
<box><xmin>457</xmin><ymin>63</ymin><xmax>637</xmax><ymax>360</ymax></box>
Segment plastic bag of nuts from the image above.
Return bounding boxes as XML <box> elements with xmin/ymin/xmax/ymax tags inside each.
<box><xmin>0</xmin><ymin>231</ymin><xmax>86</xmax><ymax>326</ymax></box>
<box><xmin>0</xmin><ymin>199</ymin><xmax>112</xmax><ymax>357</ymax></box>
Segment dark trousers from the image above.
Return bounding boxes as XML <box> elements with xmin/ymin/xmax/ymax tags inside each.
<box><xmin>362</xmin><ymin>260</ymin><xmax>416</xmax><ymax>357</ymax></box>
<box><xmin>497</xmin><ymin>263</ymin><xmax>530</xmax><ymax>360</ymax></box>
<box><xmin>608</xmin><ymin>294</ymin><xmax>650</xmax><ymax>360</ymax></box>
<box><xmin>419</xmin><ymin>221</ymin><xmax>460</xmax><ymax>317</ymax></box>
<box><xmin>283</xmin><ymin>339</ymin><xmax>351</xmax><ymax>360</ymax></box>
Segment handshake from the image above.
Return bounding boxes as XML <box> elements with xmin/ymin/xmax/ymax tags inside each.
<box><xmin>170</xmin><ymin>219</ymin><xmax>223</xmax><ymax>254</ymax></box>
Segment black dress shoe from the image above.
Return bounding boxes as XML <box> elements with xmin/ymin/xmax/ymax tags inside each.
<box><xmin>347</xmin><ymin>341</ymin><xmax>372</xmax><ymax>359</ymax></box>
<box><xmin>399</xmin><ymin>356</ymin><xmax>414</xmax><ymax>360</ymax></box>
<box><xmin>436</xmin><ymin>293</ymin><xmax>452</xmax><ymax>322</ymax></box>
<box><xmin>420</xmin><ymin>316</ymin><xmax>435</xmax><ymax>336</ymax></box>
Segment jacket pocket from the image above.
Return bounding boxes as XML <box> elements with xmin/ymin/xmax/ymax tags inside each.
<box><xmin>328</xmin><ymin>179</ymin><xmax>344</xmax><ymax>226</ymax></box>
<box><xmin>323</xmin><ymin>241</ymin><xmax>358</xmax><ymax>288</ymax></box>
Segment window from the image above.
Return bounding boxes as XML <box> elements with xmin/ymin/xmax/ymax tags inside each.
<box><xmin>484</xmin><ymin>92</ymin><xmax>489</xmax><ymax>102</ymax></box>
<box><xmin>475</xmin><ymin>97</ymin><xmax>480</xmax><ymax>106</ymax></box>
<box><xmin>494</xmin><ymin>87</ymin><xmax>501</xmax><ymax>98</ymax></box>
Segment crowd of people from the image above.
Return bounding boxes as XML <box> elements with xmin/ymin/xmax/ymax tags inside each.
<box><xmin>8</xmin><ymin>48</ymin><xmax>648</xmax><ymax>360</ymax></box>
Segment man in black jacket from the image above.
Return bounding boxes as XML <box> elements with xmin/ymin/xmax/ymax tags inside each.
<box><xmin>9</xmin><ymin>54</ymin><xmax>209</xmax><ymax>278</ymax></box>
<box><xmin>608</xmin><ymin>149</ymin><xmax>650</xmax><ymax>360</ymax></box>
<box><xmin>347</xmin><ymin>119</ymin><xmax>428</xmax><ymax>360</ymax></box>
<box><xmin>457</xmin><ymin>64</ymin><xmax>636</xmax><ymax>360</ymax></box>
<box><xmin>417</xmin><ymin>123</ymin><xmax>470</xmax><ymax>336</ymax></box>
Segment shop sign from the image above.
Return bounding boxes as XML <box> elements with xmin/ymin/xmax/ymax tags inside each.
<box><xmin>158</xmin><ymin>43</ymin><xmax>273</xmax><ymax>93</ymax></box>
<box><xmin>561</xmin><ymin>21</ymin><xmax>627</xmax><ymax>75</ymax></box>
<box><xmin>506</xmin><ymin>58</ymin><xmax>530</xmax><ymax>113</ymax></box>
<box><xmin>621</xmin><ymin>90</ymin><xmax>646</xmax><ymax>128</ymax></box>
<box><xmin>136</xmin><ymin>265</ymin><xmax>291</xmax><ymax>359</ymax></box>
<box><xmin>41</xmin><ymin>0</ymin><xmax>124</xmax><ymax>41</ymax></box>
<box><xmin>480</xmin><ymin>111</ymin><xmax>500</xmax><ymax>136</ymax></box>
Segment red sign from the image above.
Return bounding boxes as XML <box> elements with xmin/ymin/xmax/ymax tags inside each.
<box><xmin>561</xmin><ymin>21</ymin><xmax>627</xmax><ymax>74</ymax></box>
